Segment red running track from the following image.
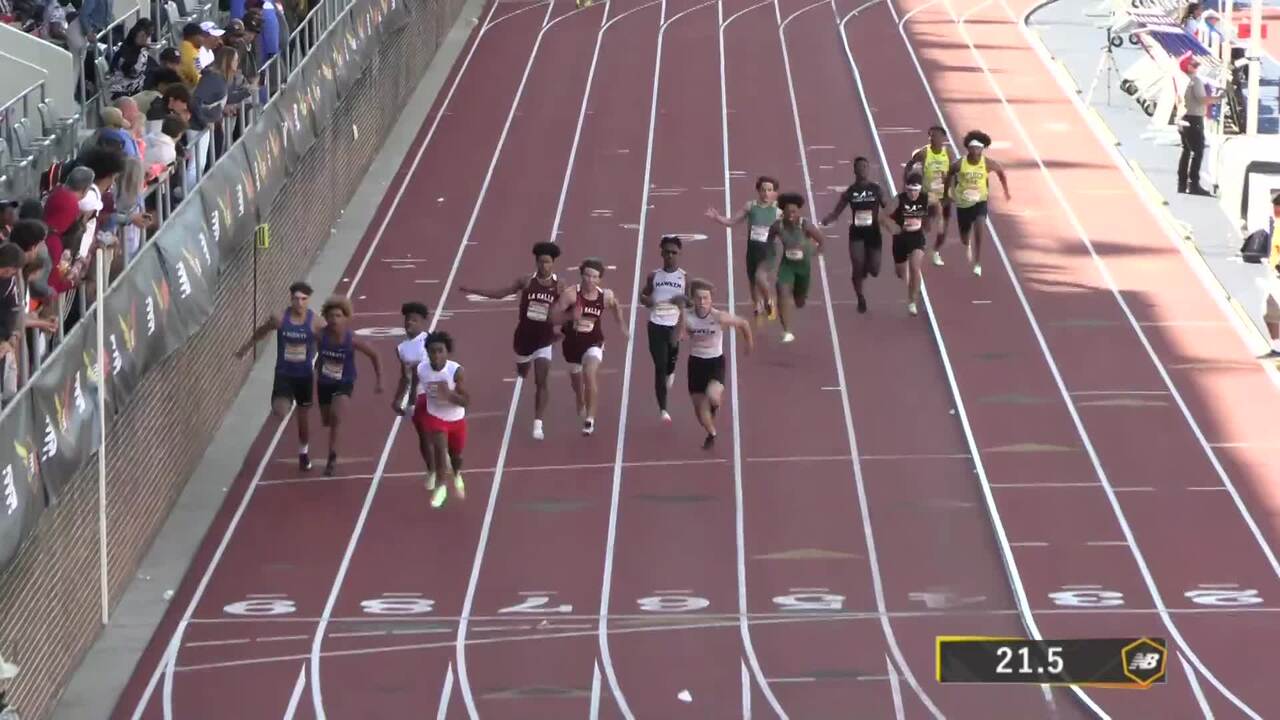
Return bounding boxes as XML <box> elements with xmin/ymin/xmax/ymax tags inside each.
<box><xmin>109</xmin><ymin>0</ymin><xmax>1280</xmax><ymax>717</ymax></box>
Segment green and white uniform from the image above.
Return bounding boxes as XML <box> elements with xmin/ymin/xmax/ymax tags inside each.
<box><xmin>774</xmin><ymin>219</ymin><xmax>813</xmax><ymax>301</ymax></box>
<box><xmin>744</xmin><ymin>201</ymin><xmax>779</xmax><ymax>282</ymax></box>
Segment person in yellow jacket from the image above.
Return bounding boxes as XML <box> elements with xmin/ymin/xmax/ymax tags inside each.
<box><xmin>905</xmin><ymin>126</ymin><xmax>954</xmax><ymax>267</ymax></box>
<box><xmin>943</xmin><ymin>130</ymin><xmax>1010</xmax><ymax>277</ymax></box>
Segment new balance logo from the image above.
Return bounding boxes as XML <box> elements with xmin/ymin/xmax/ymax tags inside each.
<box><xmin>1128</xmin><ymin>652</ymin><xmax>1160</xmax><ymax>671</ymax></box>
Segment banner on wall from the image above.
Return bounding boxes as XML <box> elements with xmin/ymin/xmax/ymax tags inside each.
<box><xmin>0</xmin><ymin>393</ymin><xmax>45</xmax><ymax>569</ymax></box>
<box><xmin>28</xmin><ymin>318</ymin><xmax>100</xmax><ymax>504</ymax></box>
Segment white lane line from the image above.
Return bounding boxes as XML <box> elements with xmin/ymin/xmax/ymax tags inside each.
<box><xmin>717</xmin><ymin>0</ymin><xmax>791</xmax><ymax>715</ymax></box>
<box><xmin>436</xmin><ymin>663</ymin><xmax>454</xmax><ymax>720</ymax></box>
<box><xmin>131</xmin><ymin>0</ymin><xmax>513</xmax><ymax>717</ymax></box>
<box><xmin>741</xmin><ymin>660</ymin><xmax>752</xmax><ymax>719</ymax></box>
<box><xmin>590</xmin><ymin>661</ymin><xmax>602</xmax><ymax>720</ymax></box>
<box><xmin>281</xmin><ymin>663</ymin><xmax>306</xmax><ymax>720</ymax></box>
<box><xmin>914</xmin><ymin>0</ymin><xmax>1263</xmax><ymax>714</ymax></box>
<box><xmin>837</xmin><ymin>0</ymin><xmax>1106</xmax><ymax>716</ymax></box>
<box><xmin>779</xmin><ymin>0</ymin><xmax>939</xmax><ymax>715</ymax></box>
<box><xmin>886</xmin><ymin>655</ymin><xmax>905</xmax><ymax>720</ymax></box>
<box><xmin>309</xmin><ymin>3</ymin><xmax>563</xmax><ymax>718</ymax></box>
<box><xmin>1179</xmin><ymin>652</ymin><xmax>1215</xmax><ymax>720</ymax></box>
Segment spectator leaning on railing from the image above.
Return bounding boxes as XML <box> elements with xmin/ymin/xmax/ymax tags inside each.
<box><xmin>42</xmin><ymin>167</ymin><xmax>96</xmax><ymax>296</ymax></box>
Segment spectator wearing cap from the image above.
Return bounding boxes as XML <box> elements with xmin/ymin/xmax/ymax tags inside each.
<box><xmin>197</xmin><ymin>21</ymin><xmax>225</xmax><ymax>70</ymax></box>
<box><xmin>83</xmin><ymin>106</ymin><xmax>139</xmax><ymax>159</ymax></box>
<box><xmin>1178</xmin><ymin>53</ymin><xmax>1219</xmax><ymax>196</ymax></box>
<box><xmin>224</xmin><ymin>18</ymin><xmax>260</xmax><ymax>83</ymax></box>
<box><xmin>108</xmin><ymin>18</ymin><xmax>155</xmax><ymax>99</ymax></box>
<box><xmin>179</xmin><ymin>22</ymin><xmax>224</xmax><ymax>87</ymax></box>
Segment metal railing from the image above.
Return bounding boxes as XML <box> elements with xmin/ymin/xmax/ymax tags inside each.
<box><xmin>0</xmin><ymin>80</ymin><xmax>50</xmax><ymax>200</ymax></box>
<box><xmin>2</xmin><ymin>0</ymin><xmax>357</xmax><ymax>411</ymax></box>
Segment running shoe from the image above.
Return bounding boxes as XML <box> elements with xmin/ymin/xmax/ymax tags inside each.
<box><xmin>583</xmin><ymin>417</ymin><xmax>595</xmax><ymax>436</ymax></box>
<box><xmin>453</xmin><ymin>473</ymin><xmax>466</xmax><ymax>500</ymax></box>
<box><xmin>702</xmin><ymin>433</ymin><xmax>716</xmax><ymax>450</ymax></box>
<box><xmin>781</xmin><ymin>331</ymin><xmax>795</xmax><ymax>343</ymax></box>
<box><xmin>660</xmin><ymin>410</ymin><xmax>672</xmax><ymax>423</ymax></box>
<box><xmin>1261</xmin><ymin>349</ymin><xmax>1280</xmax><ymax>360</ymax></box>
<box><xmin>856</xmin><ymin>295</ymin><xmax>867</xmax><ymax>314</ymax></box>
<box><xmin>973</xmin><ymin>264</ymin><xmax>982</xmax><ymax>277</ymax></box>
<box><xmin>425</xmin><ymin>471</ymin><xmax>437</xmax><ymax>491</ymax></box>
<box><xmin>324</xmin><ymin>453</ymin><xmax>337</xmax><ymax>477</ymax></box>
<box><xmin>430</xmin><ymin>484</ymin><xmax>448</xmax><ymax>508</ymax></box>
<box><xmin>532</xmin><ymin>419</ymin><xmax>544</xmax><ymax>441</ymax></box>
<box><xmin>907</xmin><ymin>302</ymin><xmax>918</xmax><ymax>316</ymax></box>
<box><xmin>299</xmin><ymin>453</ymin><xmax>311</xmax><ymax>472</ymax></box>
<box><xmin>931</xmin><ymin>251</ymin><xmax>944</xmax><ymax>266</ymax></box>
<box><xmin>767</xmin><ymin>302</ymin><xmax>776</xmax><ymax>320</ymax></box>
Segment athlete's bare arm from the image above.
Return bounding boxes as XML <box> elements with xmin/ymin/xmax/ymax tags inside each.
<box><xmin>605</xmin><ymin>289</ymin><xmax>630</xmax><ymax>341</ymax></box>
<box><xmin>719</xmin><ymin>310</ymin><xmax>754</xmax><ymax>354</ymax></box>
<box><xmin>820</xmin><ymin>191</ymin><xmax>849</xmax><ymax>226</ymax></box>
<box><xmin>547</xmin><ymin>285</ymin><xmax>578</xmax><ymax>326</ymax></box>
<box><xmin>987</xmin><ymin>158</ymin><xmax>1012</xmax><ymax>201</ymax></box>
<box><xmin>905</xmin><ymin>149</ymin><xmax>925</xmax><ymax>183</ymax></box>
<box><xmin>393</xmin><ymin>350</ymin><xmax>415</xmax><ymax>414</ymax></box>
<box><xmin>234</xmin><ymin>315</ymin><xmax>280</xmax><ymax>358</ymax></box>
<box><xmin>944</xmin><ymin>159</ymin><xmax>961</xmax><ymax>198</ymax></box>
<box><xmin>353</xmin><ymin>337</ymin><xmax>384</xmax><ymax>393</ymax></box>
<box><xmin>803</xmin><ymin>220</ymin><xmax>826</xmax><ymax>253</ymax></box>
<box><xmin>639</xmin><ymin>270</ymin><xmax>656</xmax><ymax>308</ymax></box>
<box><xmin>705</xmin><ymin>201</ymin><xmax>750</xmax><ymax>227</ymax></box>
<box><xmin>878</xmin><ymin>197</ymin><xmax>900</xmax><ymax>235</ymax></box>
<box><xmin>446</xmin><ymin>366</ymin><xmax>470</xmax><ymax>407</ymax></box>
<box><xmin>457</xmin><ymin>277</ymin><xmax>524</xmax><ymax>300</ymax></box>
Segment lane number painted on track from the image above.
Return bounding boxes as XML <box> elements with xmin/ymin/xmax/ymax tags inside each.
<box><xmin>361</xmin><ymin>594</ymin><xmax>437</xmax><ymax>615</ymax></box>
<box><xmin>223</xmin><ymin>598</ymin><xmax>298</xmax><ymax>616</ymax></box>
<box><xmin>354</xmin><ymin>326</ymin><xmax>406</xmax><ymax>338</ymax></box>
<box><xmin>1048</xmin><ymin>589</ymin><xmax>1126</xmax><ymax>607</ymax></box>
<box><xmin>498</xmin><ymin>594</ymin><xmax>573</xmax><ymax>614</ymax></box>
<box><xmin>636</xmin><ymin>595</ymin><xmax>711</xmax><ymax>613</ymax></box>
<box><xmin>773</xmin><ymin>592</ymin><xmax>846</xmax><ymax>611</ymax></box>
<box><xmin>1185</xmin><ymin>587</ymin><xmax>1264</xmax><ymax>606</ymax></box>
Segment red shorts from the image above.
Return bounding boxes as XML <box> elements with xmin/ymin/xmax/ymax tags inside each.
<box><xmin>413</xmin><ymin>395</ymin><xmax>467</xmax><ymax>455</ymax></box>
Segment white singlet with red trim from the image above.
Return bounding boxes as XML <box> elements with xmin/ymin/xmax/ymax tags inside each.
<box><xmin>417</xmin><ymin>359</ymin><xmax>465</xmax><ymax>421</ymax></box>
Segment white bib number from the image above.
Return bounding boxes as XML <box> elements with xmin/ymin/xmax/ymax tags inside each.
<box><xmin>854</xmin><ymin>209</ymin><xmax>873</xmax><ymax>227</ymax></box>
<box><xmin>784</xmin><ymin>248</ymin><xmax>804</xmax><ymax>261</ymax></box>
<box><xmin>930</xmin><ymin>177</ymin><xmax>944</xmax><ymax>192</ymax></box>
<box><xmin>283</xmin><ymin>342</ymin><xmax>307</xmax><ymax>362</ymax></box>
<box><xmin>525</xmin><ymin>301</ymin><xmax>549</xmax><ymax>322</ymax></box>
<box><xmin>904</xmin><ymin>217</ymin><xmax>923</xmax><ymax>232</ymax></box>
<box><xmin>653</xmin><ymin>302</ymin><xmax>679</xmax><ymax>323</ymax></box>
<box><xmin>321</xmin><ymin>359</ymin><xmax>343</xmax><ymax>380</ymax></box>
<box><xmin>426</xmin><ymin>380</ymin><xmax>447</xmax><ymax>398</ymax></box>
<box><xmin>749</xmin><ymin>225</ymin><xmax>769</xmax><ymax>242</ymax></box>
<box><xmin>575</xmin><ymin>316</ymin><xmax>596</xmax><ymax>334</ymax></box>
<box><xmin>962</xmin><ymin>187</ymin><xmax>981</xmax><ymax>202</ymax></box>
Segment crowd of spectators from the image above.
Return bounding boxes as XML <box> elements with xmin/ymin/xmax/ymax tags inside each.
<box><xmin>0</xmin><ymin>0</ymin><xmax>309</xmax><ymax>405</ymax></box>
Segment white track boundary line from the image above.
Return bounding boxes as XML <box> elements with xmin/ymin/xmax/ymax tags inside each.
<box><xmin>131</xmin><ymin>1</ymin><xmax>508</xmax><ymax>716</ymax></box>
<box><xmin>282</xmin><ymin>663</ymin><xmax>306</xmax><ymax>720</ymax></box>
<box><xmin>1020</xmin><ymin>0</ymin><xmax>1280</xmax><ymax>391</ymax></box>
<box><xmin>436</xmin><ymin>662</ymin><xmax>454</xmax><ymax>720</ymax></box>
<box><xmin>716</xmin><ymin>0</ymin><xmax>791</xmax><ymax>717</ymax></box>
<box><xmin>308</xmin><ymin>2</ymin><xmax>564</xmax><ymax>717</ymax></box>
<box><xmin>962</xmin><ymin>0</ymin><xmax>1280</xmax><ymax>581</ymax></box>
<box><xmin>775</xmin><ymin>0</ymin><xmax>941</xmax><ymax>715</ymax></box>
<box><xmin>597</xmin><ymin>2</ymin><xmax>740</xmax><ymax>718</ymax></box>
<box><xmin>451</xmin><ymin>1</ymin><xmax>632</xmax><ymax>714</ymax></box>
<box><xmin>888</xmin><ymin>0</ymin><xmax>1252</xmax><ymax>715</ymax></box>
<box><xmin>1014</xmin><ymin>0</ymin><xmax>1280</xmax><ymax>567</ymax></box>
<box><xmin>1179</xmin><ymin>651</ymin><xmax>1214</xmax><ymax>720</ymax></box>
<box><xmin>832</xmin><ymin>2</ymin><xmax>1097</xmax><ymax>717</ymax></box>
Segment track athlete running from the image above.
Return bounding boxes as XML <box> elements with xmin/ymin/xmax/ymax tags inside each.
<box><xmin>393</xmin><ymin>301</ymin><xmax>436</xmax><ymax>490</ymax></box>
<box><xmin>705</xmin><ymin>175</ymin><xmax>780</xmax><ymax>323</ymax></box>
<box><xmin>550</xmin><ymin>258</ymin><xmax>628</xmax><ymax>436</ymax></box>
<box><xmin>639</xmin><ymin>235</ymin><xmax>689</xmax><ymax>422</ymax></box>
<box><xmin>881</xmin><ymin>173</ymin><xmax>934</xmax><ymax>316</ymax></box>
<box><xmin>315</xmin><ymin>296</ymin><xmax>383</xmax><ymax>476</ymax></box>
<box><xmin>822</xmin><ymin>157</ymin><xmax>886</xmax><ymax>314</ymax></box>
<box><xmin>905</xmin><ymin>126</ymin><xmax>954</xmax><ymax>267</ymax></box>
<box><xmin>236</xmin><ymin>281</ymin><xmax>326</xmax><ymax>471</ymax></box>
<box><xmin>410</xmin><ymin>331</ymin><xmax>469</xmax><ymax>508</ymax></box>
<box><xmin>770</xmin><ymin>192</ymin><xmax>825</xmax><ymax>342</ymax></box>
<box><xmin>458</xmin><ymin>242</ymin><xmax>562</xmax><ymax>440</ymax></box>
<box><xmin>677</xmin><ymin>279</ymin><xmax>753</xmax><ymax>449</ymax></box>
<box><xmin>944</xmin><ymin>130</ymin><xmax>1011</xmax><ymax>277</ymax></box>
